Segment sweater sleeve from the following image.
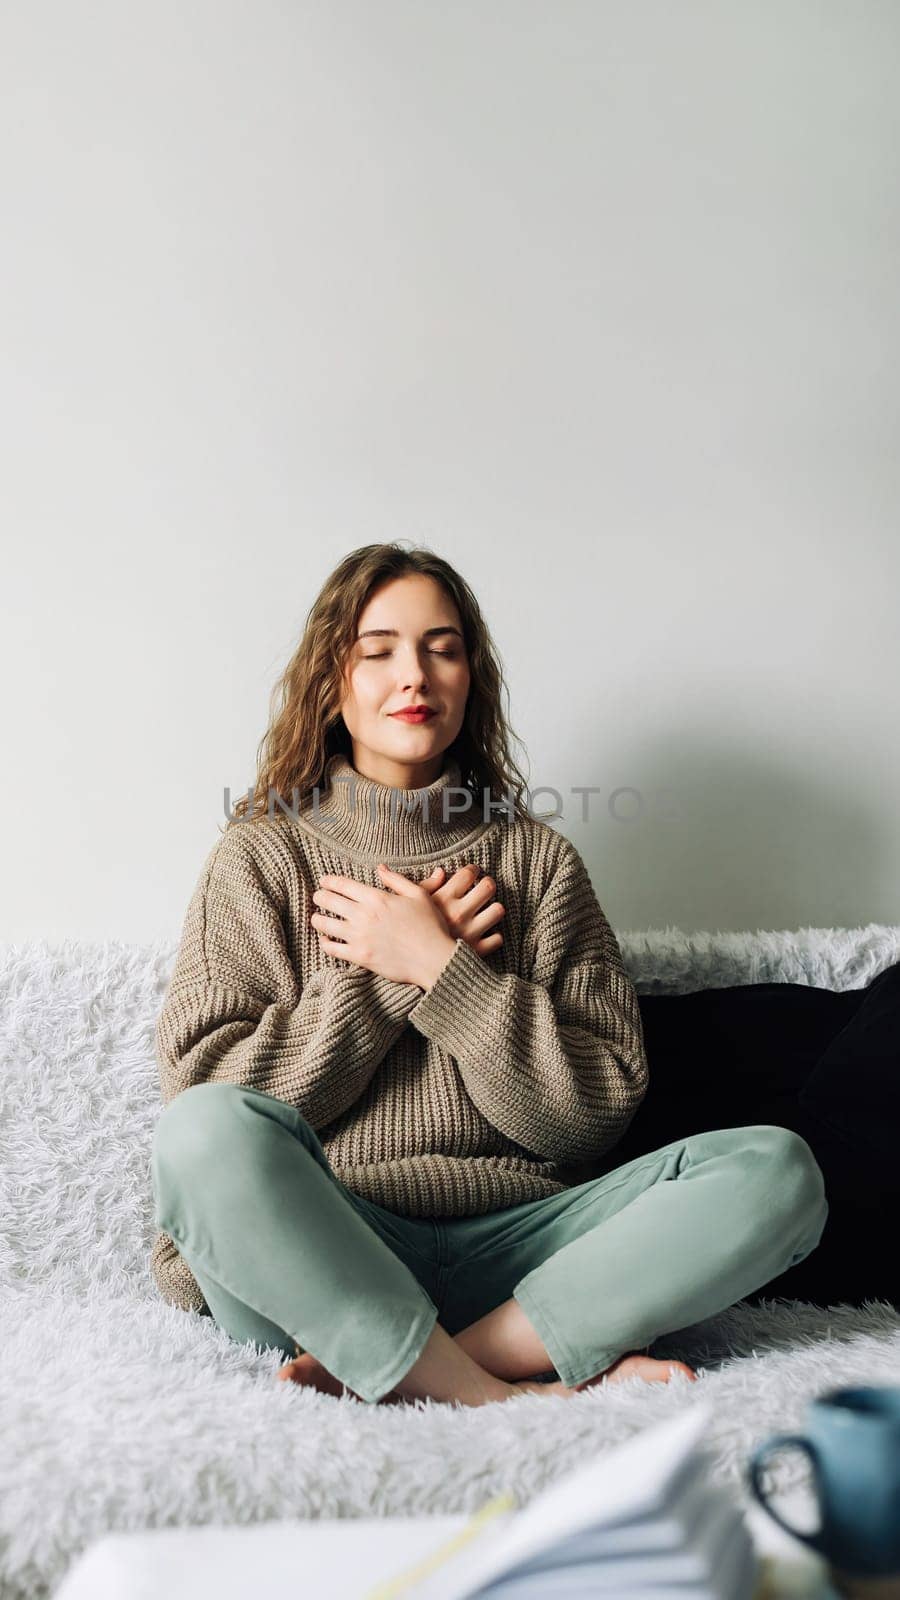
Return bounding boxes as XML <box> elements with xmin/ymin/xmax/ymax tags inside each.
<box><xmin>156</xmin><ymin>825</ymin><xmax>424</xmax><ymax>1128</ymax></box>
<box><xmin>405</xmin><ymin>838</ymin><xmax>648</xmax><ymax>1163</ymax></box>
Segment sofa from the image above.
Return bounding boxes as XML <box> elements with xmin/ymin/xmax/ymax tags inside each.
<box><xmin>1</xmin><ymin>925</ymin><xmax>898</xmax><ymax>1600</ymax></box>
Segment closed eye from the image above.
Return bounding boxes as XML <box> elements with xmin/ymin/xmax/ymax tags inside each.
<box><xmin>364</xmin><ymin>650</ymin><xmax>457</xmax><ymax>659</ymax></box>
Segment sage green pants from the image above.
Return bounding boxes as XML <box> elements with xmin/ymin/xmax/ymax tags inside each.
<box><xmin>151</xmin><ymin>1083</ymin><xmax>828</xmax><ymax>1403</ymax></box>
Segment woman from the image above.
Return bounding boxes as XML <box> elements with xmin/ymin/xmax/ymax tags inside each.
<box><xmin>151</xmin><ymin>543</ymin><xmax>828</xmax><ymax>1406</ymax></box>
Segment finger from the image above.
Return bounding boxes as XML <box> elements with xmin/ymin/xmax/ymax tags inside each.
<box><xmin>453</xmin><ymin>870</ymin><xmax>497</xmax><ymax>907</ymax></box>
<box><xmin>444</xmin><ymin>865</ymin><xmax>481</xmax><ymax>899</ymax></box>
<box><xmin>317</xmin><ymin>933</ymin><xmax>354</xmax><ymax>961</ymax></box>
<box><xmin>311</xmin><ymin>889</ymin><xmax>355</xmax><ymax>917</ymax></box>
<box><xmin>312</xmin><ymin>916</ymin><xmax>348</xmax><ymax>943</ymax></box>
<box><xmin>317</xmin><ymin>873</ymin><xmax>370</xmax><ymax>905</ymax></box>
<box><xmin>376</xmin><ymin>864</ymin><xmax>419</xmax><ymax>895</ymax></box>
<box><xmin>470</xmin><ymin>902</ymin><xmax>505</xmax><ymax>932</ymax></box>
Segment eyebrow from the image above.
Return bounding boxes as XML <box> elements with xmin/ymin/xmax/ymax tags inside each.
<box><xmin>356</xmin><ymin>626</ymin><xmax>464</xmax><ymax>641</ymax></box>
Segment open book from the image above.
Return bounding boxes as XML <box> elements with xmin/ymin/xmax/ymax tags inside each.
<box><xmin>362</xmin><ymin>1404</ymin><xmax>760</xmax><ymax>1600</ymax></box>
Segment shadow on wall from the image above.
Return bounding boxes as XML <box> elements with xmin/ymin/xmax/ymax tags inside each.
<box><xmin>559</xmin><ymin>720</ymin><xmax>882</xmax><ymax>933</ymax></box>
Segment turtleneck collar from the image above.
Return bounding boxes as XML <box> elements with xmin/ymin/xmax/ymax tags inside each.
<box><xmin>300</xmin><ymin>751</ymin><xmax>489</xmax><ymax>862</ymax></box>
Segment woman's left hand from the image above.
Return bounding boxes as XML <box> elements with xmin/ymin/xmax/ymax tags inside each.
<box><xmin>311</xmin><ymin>865</ymin><xmax>457</xmax><ymax>990</ymax></box>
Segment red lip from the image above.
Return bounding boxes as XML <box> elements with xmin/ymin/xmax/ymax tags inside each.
<box><xmin>390</xmin><ymin>708</ymin><xmax>437</xmax><ymax>721</ymax></box>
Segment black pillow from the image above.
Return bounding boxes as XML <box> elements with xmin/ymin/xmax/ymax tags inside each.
<box><xmin>614</xmin><ymin>977</ymin><xmax>866</xmax><ymax>1161</ymax></box>
<box><xmin>798</xmin><ymin>959</ymin><xmax>900</xmax><ymax>1165</ymax></box>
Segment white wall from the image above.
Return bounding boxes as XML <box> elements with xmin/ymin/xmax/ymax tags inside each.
<box><xmin>2</xmin><ymin>0</ymin><xmax>897</xmax><ymax>941</ymax></box>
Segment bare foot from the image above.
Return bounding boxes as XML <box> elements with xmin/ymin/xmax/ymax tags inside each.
<box><xmin>277</xmin><ymin>1355</ymin><xmax>574</xmax><ymax>1404</ymax></box>
<box><xmin>508</xmin><ymin>1376</ymin><xmax>577</xmax><ymax>1397</ymax></box>
<box><xmin>277</xmin><ymin>1349</ymin><xmax>696</xmax><ymax>1404</ymax></box>
<box><xmin>575</xmin><ymin>1352</ymin><xmax>698</xmax><ymax>1390</ymax></box>
<box><xmin>276</xmin><ymin>1351</ymin><xmax>405</xmax><ymax>1405</ymax></box>
<box><xmin>506</xmin><ymin>1353</ymin><xmax>697</xmax><ymax>1399</ymax></box>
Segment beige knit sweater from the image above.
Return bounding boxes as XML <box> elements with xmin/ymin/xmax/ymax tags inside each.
<box><xmin>151</xmin><ymin>751</ymin><xmax>649</xmax><ymax>1316</ymax></box>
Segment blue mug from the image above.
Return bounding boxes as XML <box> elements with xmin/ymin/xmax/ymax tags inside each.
<box><xmin>748</xmin><ymin>1386</ymin><xmax>900</xmax><ymax>1580</ymax></box>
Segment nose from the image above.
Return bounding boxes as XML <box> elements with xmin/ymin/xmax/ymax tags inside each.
<box><xmin>397</xmin><ymin>649</ymin><xmax>431</xmax><ymax>693</ymax></box>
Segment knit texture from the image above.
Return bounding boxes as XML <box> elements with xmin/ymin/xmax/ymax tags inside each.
<box><xmin>151</xmin><ymin>752</ymin><xmax>649</xmax><ymax>1316</ymax></box>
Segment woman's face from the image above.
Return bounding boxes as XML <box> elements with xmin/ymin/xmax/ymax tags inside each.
<box><xmin>339</xmin><ymin>574</ymin><xmax>471</xmax><ymax>788</ymax></box>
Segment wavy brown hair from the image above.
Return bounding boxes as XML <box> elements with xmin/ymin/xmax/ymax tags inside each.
<box><xmin>226</xmin><ymin>542</ymin><xmax>552</xmax><ymax>830</ymax></box>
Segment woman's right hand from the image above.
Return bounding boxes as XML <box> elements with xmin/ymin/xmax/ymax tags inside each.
<box><xmin>417</xmin><ymin>864</ymin><xmax>505</xmax><ymax>956</ymax></box>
